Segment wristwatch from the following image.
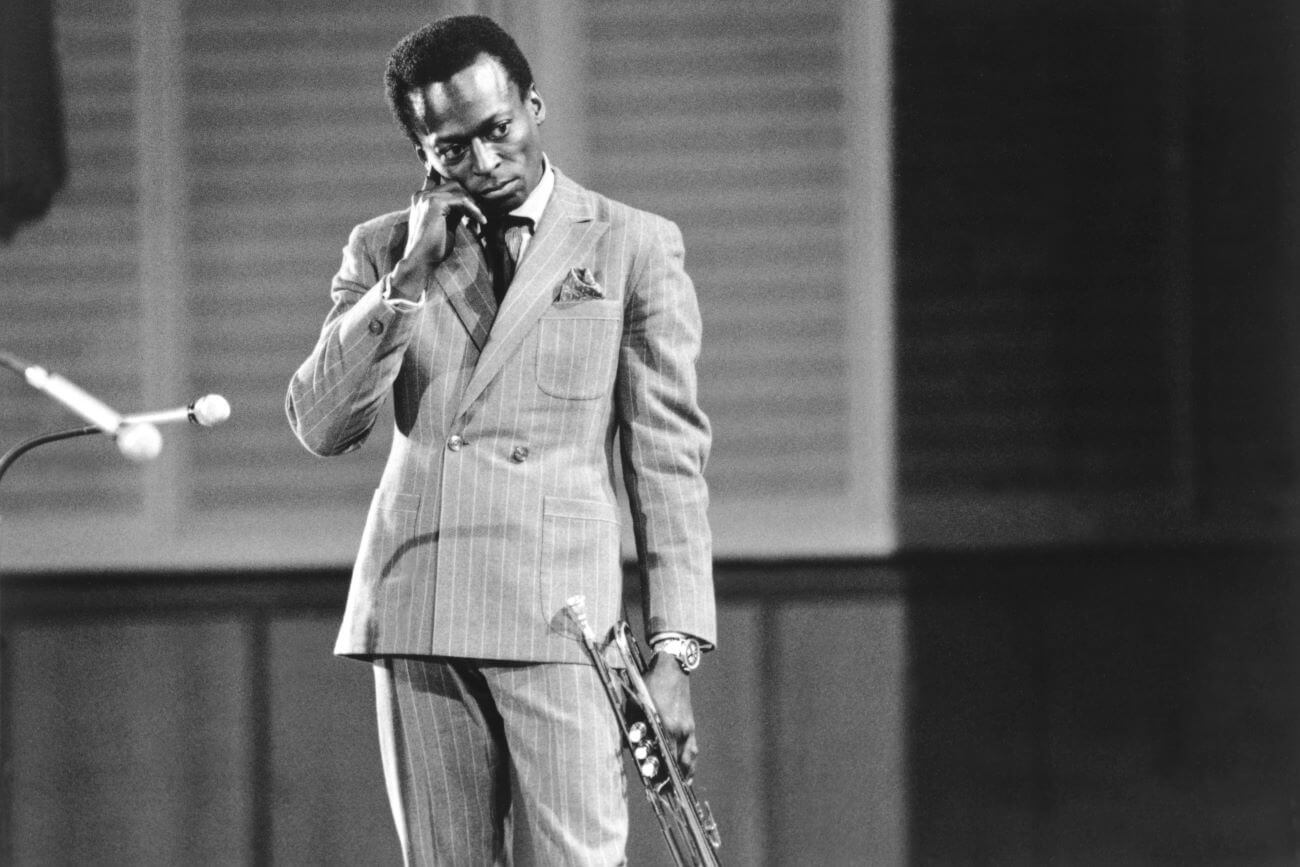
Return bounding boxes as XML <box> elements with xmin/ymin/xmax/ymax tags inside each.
<box><xmin>652</xmin><ymin>635</ymin><xmax>702</xmax><ymax>674</ymax></box>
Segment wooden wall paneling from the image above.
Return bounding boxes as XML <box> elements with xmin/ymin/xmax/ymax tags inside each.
<box><xmin>6</xmin><ymin>550</ymin><xmax>1300</xmax><ymax>862</ymax></box>
<box><xmin>3</xmin><ymin>0</ymin><xmax>899</xmax><ymax>568</ymax></box>
<box><xmin>901</xmin><ymin>548</ymin><xmax>1300</xmax><ymax>865</ymax></box>
<box><xmin>5</xmin><ymin>616</ymin><xmax>255</xmax><ymax>864</ymax></box>
<box><xmin>182</xmin><ymin>3</ymin><xmax>429</xmax><ymax>518</ymax></box>
<box><xmin>0</xmin><ymin>0</ymin><xmax>143</xmax><ymax>516</ymax></box>
<box><xmin>616</xmin><ymin>598</ymin><xmax>767</xmax><ymax>865</ymax></box>
<box><xmin>1040</xmin><ymin>553</ymin><xmax>1300</xmax><ymax>864</ymax></box>
<box><xmin>136</xmin><ymin>0</ymin><xmax>187</xmax><ymax>537</ymax></box>
<box><xmin>844</xmin><ymin>0</ymin><xmax>899</xmax><ymax>555</ymax></box>
<box><xmin>1185</xmin><ymin>0</ymin><xmax>1300</xmax><ymax>515</ymax></box>
<box><xmin>770</xmin><ymin>590</ymin><xmax>908</xmax><ymax>865</ymax></box>
<box><xmin>905</xmin><ymin>566</ymin><xmax>1042</xmax><ymax>865</ymax></box>
<box><xmin>1157</xmin><ymin>0</ymin><xmax>1197</xmax><ymax>516</ymax></box>
<box><xmin>582</xmin><ymin>0</ymin><xmax>896</xmax><ymax>557</ymax></box>
<box><xmin>894</xmin><ymin>2</ymin><xmax>1182</xmax><ymax>544</ymax></box>
<box><xmin>894</xmin><ymin>1</ymin><xmax>1300</xmax><ymax>546</ymax></box>
<box><xmin>692</xmin><ymin>600</ymin><xmax>768</xmax><ymax>866</ymax></box>
<box><xmin>266</xmin><ymin>613</ymin><xmax>399</xmax><ymax>865</ymax></box>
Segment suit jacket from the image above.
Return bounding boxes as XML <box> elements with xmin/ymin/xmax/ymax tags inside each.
<box><xmin>287</xmin><ymin>170</ymin><xmax>715</xmax><ymax>664</ymax></box>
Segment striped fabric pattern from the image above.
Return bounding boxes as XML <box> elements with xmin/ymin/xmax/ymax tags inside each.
<box><xmin>374</xmin><ymin>657</ymin><xmax>627</xmax><ymax>866</ymax></box>
<box><xmin>286</xmin><ymin>170</ymin><xmax>715</xmax><ymax>664</ymax></box>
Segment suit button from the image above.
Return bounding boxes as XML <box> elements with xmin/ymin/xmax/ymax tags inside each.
<box><xmin>447</xmin><ymin>435</ymin><xmax>464</xmax><ymax>452</ymax></box>
<box><xmin>368</xmin><ymin>319</ymin><xmax>384</xmax><ymax>335</ymax></box>
<box><xmin>510</xmin><ymin>446</ymin><xmax>530</xmax><ymax>463</ymax></box>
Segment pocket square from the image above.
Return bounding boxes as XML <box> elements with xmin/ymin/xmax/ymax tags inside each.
<box><xmin>555</xmin><ymin>267</ymin><xmax>604</xmax><ymax>302</ymax></box>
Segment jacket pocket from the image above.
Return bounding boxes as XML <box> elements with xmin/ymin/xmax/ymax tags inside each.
<box><xmin>355</xmin><ymin>490</ymin><xmax>421</xmax><ymax>580</ymax></box>
<box><xmin>538</xmin><ymin>495</ymin><xmax>623</xmax><ymax>638</ymax></box>
<box><xmin>535</xmin><ymin>300</ymin><xmax>622</xmax><ymax>400</ymax></box>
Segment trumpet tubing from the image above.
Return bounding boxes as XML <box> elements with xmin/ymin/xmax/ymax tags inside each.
<box><xmin>565</xmin><ymin>596</ymin><xmax>722</xmax><ymax>867</ymax></box>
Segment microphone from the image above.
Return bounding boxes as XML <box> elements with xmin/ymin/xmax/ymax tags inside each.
<box><xmin>121</xmin><ymin>394</ymin><xmax>231</xmax><ymax>428</ymax></box>
<box><xmin>0</xmin><ymin>351</ymin><xmax>162</xmax><ymax>462</ymax></box>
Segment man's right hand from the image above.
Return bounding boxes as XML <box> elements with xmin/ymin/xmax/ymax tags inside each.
<box><xmin>389</xmin><ymin>175</ymin><xmax>487</xmax><ymax>296</ymax></box>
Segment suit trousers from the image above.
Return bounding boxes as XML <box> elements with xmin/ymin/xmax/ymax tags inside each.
<box><xmin>373</xmin><ymin>656</ymin><xmax>628</xmax><ymax>866</ymax></box>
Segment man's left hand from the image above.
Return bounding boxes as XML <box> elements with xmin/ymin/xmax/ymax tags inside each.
<box><xmin>642</xmin><ymin>653</ymin><xmax>698</xmax><ymax>778</ymax></box>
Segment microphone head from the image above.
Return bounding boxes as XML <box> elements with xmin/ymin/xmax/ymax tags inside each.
<box><xmin>117</xmin><ymin>422</ymin><xmax>163</xmax><ymax>462</ymax></box>
<box><xmin>191</xmin><ymin>394</ymin><xmax>231</xmax><ymax>427</ymax></box>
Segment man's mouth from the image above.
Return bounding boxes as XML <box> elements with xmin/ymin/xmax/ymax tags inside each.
<box><xmin>477</xmin><ymin>178</ymin><xmax>519</xmax><ymax>200</ymax></box>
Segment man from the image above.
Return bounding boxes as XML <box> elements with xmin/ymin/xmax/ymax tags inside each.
<box><xmin>286</xmin><ymin>15</ymin><xmax>715</xmax><ymax>865</ymax></box>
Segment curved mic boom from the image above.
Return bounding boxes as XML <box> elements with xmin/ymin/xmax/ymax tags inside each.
<box><xmin>1</xmin><ymin>349</ymin><xmax>162</xmax><ymax>461</ymax></box>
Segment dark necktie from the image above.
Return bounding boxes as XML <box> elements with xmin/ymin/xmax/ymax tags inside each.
<box><xmin>484</xmin><ymin>215</ymin><xmax>531</xmax><ymax>305</ymax></box>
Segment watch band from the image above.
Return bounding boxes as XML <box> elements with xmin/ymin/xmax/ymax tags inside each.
<box><xmin>652</xmin><ymin>635</ymin><xmax>702</xmax><ymax>673</ymax></box>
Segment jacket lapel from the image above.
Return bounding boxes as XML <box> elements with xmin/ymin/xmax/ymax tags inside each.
<box><xmin>455</xmin><ymin>173</ymin><xmax>609</xmax><ymax>417</ymax></box>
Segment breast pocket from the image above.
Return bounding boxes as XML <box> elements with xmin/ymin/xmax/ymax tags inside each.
<box><xmin>535</xmin><ymin>300</ymin><xmax>623</xmax><ymax>400</ymax></box>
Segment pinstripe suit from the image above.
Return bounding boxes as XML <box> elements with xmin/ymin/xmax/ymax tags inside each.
<box><xmin>287</xmin><ymin>168</ymin><xmax>714</xmax><ymax>863</ymax></box>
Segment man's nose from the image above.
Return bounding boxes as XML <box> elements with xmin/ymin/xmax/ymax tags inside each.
<box><xmin>470</xmin><ymin>139</ymin><xmax>499</xmax><ymax>174</ymax></box>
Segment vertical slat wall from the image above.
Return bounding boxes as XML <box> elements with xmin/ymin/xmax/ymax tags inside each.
<box><xmin>581</xmin><ymin>0</ymin><xmax>894</xmax><ymax>555</ymax></box>
<box><xmin>895</xmin><ymin>1</ymin><xmax>1175</xmax><ymax>493</ymax></box>
<box><xmin>6</xmin><ymin>617</ymin><xmax>257</xmax><ymax>864</ymax></box>
<box><xmin>1186</xmin><ymin>1</ymin><xmax>1300</xmax><ymax>516</ymax></box>
<box><xmin>14</xmin><ymin>1</ymin><xmax>1292</xmax><ymax>566</ymax></box>
<box><xmin>892</xmin><ymin>0</ymin><xmax>1299</xmax><ymax>544</ymax></box>
<box><xmin>0</xmin><ymin>0</ymin><xmax>142</xmax><ymax>514</ymax></box>
<box><xmin>183</xmin><ymin>0</ymin><xmax>429</xmax><ymax>513</ymax></box>
<box><xmin>893</xmin><ymin>1</ymin><xmax>1181</xmax><ymax>542</ymax></box>
<box><xmin>2</xmin><ymin>0</ymin><xmax>896</xmax><ymax>568</ymax></box>
<box><xmin>584</xmin><ymin>1</ymin><xmax>850</xmax><ymax>500</ymax></box>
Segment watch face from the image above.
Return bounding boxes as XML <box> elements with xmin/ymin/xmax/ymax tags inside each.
<box><xmin>681</xmin><ymin>640</ymin><xmax>701</xmax><ymax>671</ymax></box>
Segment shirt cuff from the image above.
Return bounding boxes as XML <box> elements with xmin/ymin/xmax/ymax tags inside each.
<box><xmin>381</xmin><ymin>273</ymin><xmax>425</xmax><ymax>310</ymax></box>
<box><xmin>648</xmin><ymin>631</ymin><xmax>714</xmax><ymax>653</ymax></box>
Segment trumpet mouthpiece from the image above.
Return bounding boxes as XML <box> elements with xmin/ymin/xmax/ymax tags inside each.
<box><xmin>564</xmin><ymin>595</ymin><xmax>599</xmax><ymax>642</ymax></box>
<box><xmin>564</xmin><ymin>595</ymin><xmax>588</xmax><ymax>625</ymax></box>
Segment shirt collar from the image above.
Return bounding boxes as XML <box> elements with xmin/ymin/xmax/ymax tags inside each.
<box><xmin>510</xmin><ymin>155</ymin><xmax>554</xmax><ymax>228</ymax></box>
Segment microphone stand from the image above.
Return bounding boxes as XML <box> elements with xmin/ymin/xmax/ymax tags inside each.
<box><xmin>0</xmin><ymin>349</ymin><xmax>108</xmax><ymax>492</ymax></box>
<box><xmin>0</xmin><ymin>424</ymin><xmax>101</xmax><ymax>492</ymax></box>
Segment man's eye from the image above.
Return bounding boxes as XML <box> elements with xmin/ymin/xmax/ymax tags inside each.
<box><xmin>489</xmin><ymin>121</ymin><xmax>510</xmax><ymax>141</ymax></box>
<box><xmin>438</xmin><ymin>144</ymin><xmax>466</xmax><ymax>162</ymax></box>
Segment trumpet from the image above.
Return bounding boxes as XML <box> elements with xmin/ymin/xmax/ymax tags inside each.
<box><xmin>565</xmin><ymin>596</ymin><xmax>722</xmax><ymax>867</ymax></box>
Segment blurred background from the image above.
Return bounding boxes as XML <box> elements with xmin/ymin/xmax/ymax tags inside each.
<box><xmin>2</xmin><ymin>0</ymin><xmax>1298</xmax><ymax>863</ymax></box>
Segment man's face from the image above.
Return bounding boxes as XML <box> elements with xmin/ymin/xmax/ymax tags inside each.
<box><xmin>409</xmin><ymin>53</ymin><xmax>546</xmax><ymax>216</ymax></box>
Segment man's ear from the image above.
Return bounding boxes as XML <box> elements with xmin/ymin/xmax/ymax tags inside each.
<box><xmin>527</xmin><ymin>86</ymin><xmax>546</xmax><ymax>125</ymax></box>
<box><xmin>415</xmin><ymin>145</ymin><xmax>440</xmax><ymax>182</ymax></box>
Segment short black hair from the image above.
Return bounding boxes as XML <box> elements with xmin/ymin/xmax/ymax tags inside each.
<box><xmin>384</xmin><ymin>15</ymin><xmax>535</xmax><ymax>147</ymax></box>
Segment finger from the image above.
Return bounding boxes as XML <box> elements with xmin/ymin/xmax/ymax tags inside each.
<box><xmin>422</xmin><ymin>191</ymin><xmax>486</xmax><ymax>228</ymax></box>
<box><xmin>456</xmin><ymin>196</ymin><xmax>488</xmax><ymax>227</ymax></box>
<box><xmin>414</xmin><ymin>175</ymin><xmax>463</xmax><ymax>197</ymax></box>
<box><xmin>679</xmin><ymin>731</ymin><xmax>699</xmax><ymax>777</ymax></box>
<box><xmin>417</xmin><ymin>171</ymin><xmax>454</xmax><ymax>195</ymax></box>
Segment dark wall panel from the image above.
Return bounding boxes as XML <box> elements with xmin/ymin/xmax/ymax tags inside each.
<box><xmin>772</xmin><ymin>596</ymin><xmax>907</xmax><ymax>865</ymax></box>
<box><xmin>5</xmin><ymin>550</ymin><xmax>1299</xmax><ymax>865</ymax></box>
<box><xmin>893</xmin><ymin>0</ymin><xmax>1300</xmax><ymax>544</ymax></box>
<box><xmin>5</xmin><ymin>618</ymin><xmax>255</xmax><ymax>865</ymax></box>
<box><xmin>620</xmin><ymin>600</ymin><xmax>768</xmax><ymax>866</ymax></box>
<box><xmin>894</xmin><ymin>1</ymin><xmax>1177</xmax><ymax>497</ymax></box>
<box><xmin>906</xmin><ymin>547</ymin><xmax>1300</xmax><ymax>865</ymax></box>
<box><xmin>1187</xmin><ymin>2</ymin><xmax>1300</xmax><ymax>504</ymax></box>
<box><xmin>266</xmin><ymin>615</ymin><xmax>398</xmax><ymax>865</ymax></box>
